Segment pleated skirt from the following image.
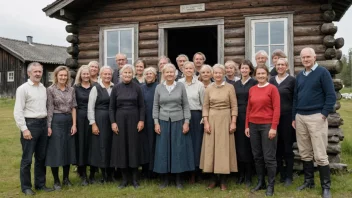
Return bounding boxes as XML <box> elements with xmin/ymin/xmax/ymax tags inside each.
<box><xmin>154</xmin><ymin>119</ymin><xmax>195</xmax><ymax>174</ymax></box>
<box><xmin>76</xmin><ymin>109</ymin><xmax>91</xmax><ymax>166</ymax></box>
<box><xmin>189</xmin><ymin>110</ymin><xmax>204</xmax><ymax>168</ymax></box>
<box><xmin>235</xmin><ymin>112</ymin><xmax>253</xmax><ymax>163</ymax></box>
<box><xmin>46</xmin><ymin>113</ymin><xmax>76</xmax><ymax>167</ymax></box>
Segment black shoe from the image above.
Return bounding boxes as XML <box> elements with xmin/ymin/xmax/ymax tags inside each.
<box><xmin>53</xmin><ymin>182</ymin><xmax>62</xmax><ymax>191</ymax></box>
<box><xmin>35</xmin><ymin>186</ymin><xmax>54</xmax><ymax>192</ymax></box>
<box><xmin>159</xmin><ymin>174</ymin><xmax>169</xmax><ymax>189</ymax></box>
<box><xmin>89</xmin><ymin>177</ymin><xmax>96</xmax><ymax>184</ymax></box>
<box><xmin>297</xmin><ymin>161</ymin><xmax>315</xmax><ymax>191</ymax></box>
<box><xmin>236</xmin><ymin>176</ymin><xmax>244</xmax><ymax>184</ymax></box>
<box><xmin>266</xmin><ymin>186</ymin><xmax>274</xmax><ymax>196</ymax></box>
<box><xmin>265</xmin><ymin>167</ymin><xmax>276</xmax><ymax>196</ymax></box>
<box><xmin>319</xmin><ymin>165</ymin><xmax>331</xmax><ymax>198</ymax></box>
<box><xmin>118</xmin><ymin>181</ymin><xmax>128</xmax><ymax>189</ymax></box>
<box><xmin>132</xmin><ymin>168</ymin><xmax>139</xmax><ymax>189</ymax></box>
<box><xmin>62</xmin><ymin>178</ymin><xmax>73</xmax><ymax>187</ymax></box>
<box><xmin>284</xmin><ymin>178</ymin><xmax>293</xmax><ymax>187</ymax></box>
<box><xmin>23</xmin><ymin>189</ymin><xmax>35</xmax><ymax>196</ymax></box>
<box><xmin>251</xmin><ymin>165</ymin><xmax>266</xmax><ymax>193</ymax></box>
<box><xmin>81</xmin><ymin>177</ymin><xmax>89</xmax><ymax>186</ymax></box>
<box><xmin>132</xmin><ymin>181</ymin><xmax>140</xmax><ymax>189</ymax></box>
<box><xmin>322</xmin><ymin>188</ymin><xmax>332</xmax><ymax>198</ymax></box>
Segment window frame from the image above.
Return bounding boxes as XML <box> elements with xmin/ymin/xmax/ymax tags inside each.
<box><xmin>99</xmin><ymin>23</ymin><xmax>139</xmax><ymax>69</ymax></box>
<box><xmin>7</xmin><ymin>71</ymin><xmax>14</xmax><ymax>82</ymax></box>
<box><xmin>245</xmin><ymin>13</ymin><xmax>294</xmax><ymax>76</ymax></box>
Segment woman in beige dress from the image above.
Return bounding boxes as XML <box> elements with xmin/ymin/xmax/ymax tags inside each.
<box><xmin>200</xmin><ymin>64</ymin><xmax>238</xmax><ymax>191</ymax></box>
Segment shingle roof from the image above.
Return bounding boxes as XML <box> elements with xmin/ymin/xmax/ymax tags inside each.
<box><xmin>0</xmin><ymin>37</ymin><xmax>69</xmax><ymax>64</ymax></box>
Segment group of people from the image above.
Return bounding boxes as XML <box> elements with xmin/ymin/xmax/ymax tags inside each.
<box><xmin>14</xmin><ymin>47</ymin><xmax>335</xmax><ymax>198</ymax></box>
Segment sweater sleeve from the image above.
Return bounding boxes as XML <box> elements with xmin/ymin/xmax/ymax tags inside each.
<box><xmin>321</xmin><ymin>69</ymin><xmax>336</xmax><ymax>117</ymax></box>
<box><xmin>152</xmin><ymin>85</ymin><xmax>160</xmax><ymax>124</ymax></box>
<box><xmin>181</xmin><ymin>83</ymin><xmax>191</xmax><ymax>123</ymax></box>
<box><xmin>109</xmin><ymin>86</ymin><xmax>117</xmax><ymax>124</ymax></box>
<box><xmin>229</xmin><ymin>85</ymin><xmax>238</xmax><ymax>117</ymax></box>
<box><xmin>292</xmin><ymin>76</ymin><xmax>298</xmax><ymax>121</ymax></box>
<box><xmin>202</xmin><ymin>87</ymin><xmax>210</xmax><ymax>117</ymax></box>
<box><xmin>245</xmin><ymin>88</ymin><xmax>252</xmax><ymax>129</ymax></box>
<box><xmin>271</xmin><ymin>86</ymin><xmax>281</xmax><ymax>130</ymax></box>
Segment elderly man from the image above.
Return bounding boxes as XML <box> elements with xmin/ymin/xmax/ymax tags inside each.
<box><xmin>175</xmin><ymin>54</ymin><xmax>189</xmax><ymax>80</ymax></box>
<box><xmin>14</xmin><ymin>62</ymin><xmax>53</xmax><ymax>195</ymax></box>
<box><xmin>292</xmin><ymin>48</ymin><xmax>335</xmax><ymax>198</ymax></box>
<box><xmin>112</xmin><ymin>53</ymin><xmax>128</xmax><ymax>84</ymax></box>
<box><xmin>157</xmin><ymin>55</ymin><xmax>171</xmax><ymax>83</ymax></box>
<box><xmin>193</xmin><ymin>52</ymin><xmax>206</xmax><ymax>76</ymax></box>
<box><xmin>255</xmin><ymin>50</ymin><xmax>268</xmax><ymax>67</ymax></box>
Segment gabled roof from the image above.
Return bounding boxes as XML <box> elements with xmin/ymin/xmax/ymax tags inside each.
<box><xmin>0</xmin><ymin>37</ymin><xmax>69</xmax><ymax>64</ymax></box>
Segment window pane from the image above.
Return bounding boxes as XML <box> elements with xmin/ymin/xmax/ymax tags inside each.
<box><xmin>270</xmin><ymin>45</ymin><xmax>285</xmax><ymax>56</ymax></box>
<box><xmin>270</xmin><ymin>21</ymin><xmax>284</xmax><ymax>44</ymax></box>
<box><xmin>120</xmin><ymin>30</ymin><xmax>132</xmax><ymax>58</ymax></box>
<box><xmin>255</xmin><ymin>22</ymin><xmax>268</xmax><ymax>45</ymax></box>
<box><xmin>107</xmin><ymin>31</ymin><xmax>119</xmax><ymax>57</ymax></box>
<box><xmin>127</xmin><ymin>58</ymin><xmax>133</xmax><ymax>65</ymax></box>
<box><xmin>107</xmin><ymin>58</ymin><xmax>117</xmax><ymax>70</ymax></box>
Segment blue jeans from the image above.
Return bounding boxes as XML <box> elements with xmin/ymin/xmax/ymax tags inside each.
<box><xmin>20</xmin><ymin>118</ymin><xmax>48</xmax><ymax>191</ymax></box>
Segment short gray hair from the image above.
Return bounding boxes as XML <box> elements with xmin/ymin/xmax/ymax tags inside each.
<box><xmin>99</xmin><ymin>66</ymin><xmax>113</xmax><ymax>77</ymax></box>
<box><xmin>119</xmin><ymin>64</ymin><xmax>135</xmax><ymax>82</ymax></box>
<box><xmin>213</xmin><ymin>64</ymin><xmax>226</xmax><ymax>74</ymax></box>
<box><xmin>200</xmin><ymin>64</ymin><xmax>213</xmax><ymax>74</ymax></box>
<box><xmin>176</xmin><ymin>54</ymin><xmax>189</xmax><ymax>62</ymax></box>
<box><xmin>88</xmin><ymin>61</ymin><xmax>99</xmax><ymax>68</ymax></box>
<box><xmin>143</xmin><ymin>67</ymin><xmax>157</xmax><ymax>82</ymax></box>
<box><xmin>158</xmin><ymin>55</ymin><xmax>171</xmax><ymax>64</ymax></box>
<box><xmin>27</xmin><ymin>62</ymin><xmax>43</xmax><ymax>72</ymax></box>
<box><xmin>255</xmin><ymin>50</ymin><xmax>268</xmax><ymax>58</ymax></box>
<box><xmin>115</xmin><ymin>53</ymin><xmax>127</xmax><ymax>60</ymax></box>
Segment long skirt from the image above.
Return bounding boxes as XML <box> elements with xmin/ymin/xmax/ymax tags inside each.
<box><xmin>154</xmin><ymin>119</ymin><xmax>195</xmax><ymax>174</ymax></box>
<box><xmin>235</xmin><ymin>112</ymin><xmax>253</xmax><ymax>163</ymax></box>
<box><xmin>76</xmin><ymin>109</ymin><xmax>91</xmax><ymax>166</ymax></box>
<box><xmin>46</xmin><ymin>113</ymin><xmax>76</xmax><ymax>167</ymax></box>
<box><xmin>200</xmin><ymin>108</ymin><xmax>238</xmax><ymax>174</ymax></box>
<box><xmin>89</xmin><ymin>109</ymin><xmax>112</xmax><ymax>168</ymax></box>
<box><xmin>110</xmin><ymin>108</ymin><xmax>141</xmax><ymax>168</ymax></box>
<box><xmin>141</xmin><ymin>113</ymin><xmax>155</xmax><ymax>170</ymax></box>
<box><xmin>189</xmin><ymin>110</ymin><xmax>204</xmax><ymax>168</ymax></box>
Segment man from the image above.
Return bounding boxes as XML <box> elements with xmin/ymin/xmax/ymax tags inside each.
<box><xmin>255</xmin><ymin>50</ymin><xmax>268</xmax><ymax>67</ymax></box>
<box><xmin>112</xmin><ymin>53</ymin><xmax>128</xmax><ymax>84</ymax></box>
<box><xmin>157</xmin><ymin>55</ymin><xmax>170</xmax><ymax>83</ymax></box>
<box><xmin>175</xmin><ymin>54</ymin><xmax>189</xmax><ymax>80</ymax></box>
<box><xmin>193</xmin><ymin>52</ymin><xmax>206</xmax><ymax>76</ymax></box>
<box><xmin>14</xmin><ymin>62</ymin><xmax>53</xmax><ymax>195</ymax></box>
<box><xmin>292</xmin><ymin>48</ymin><xmax>335</xmax><ymax>198</ymax></box>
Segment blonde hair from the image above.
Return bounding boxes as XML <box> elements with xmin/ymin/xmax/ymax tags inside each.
<box><xmin>183</xmin><ymin>61</ymin><xmax>196</xmax><ymax>73</ymax></box>
<box><xmin>119</xmin><ymin>64</ymin><xmax>135</xmax><ymax>82</ymax></box>
<box><xmin>200</xmin><ymin>64</ymin><xmax>213</xmax><ymax>74</ymax></box>
<box><xmin>143</xmin><ymin>67</ymin><xmax>157</xmax><ymax>82</ymax></box>
<box><xmin>99</xmin><ymin>66</ymin><xmax>113</xmax><ymax>77</ymax></box>
<box><xmin>74</xmin><ymin>65</ymin><xmax>90</xmax><ymax>85</ymax></box>
<box><xmin>176</xmin><ymin>54</ymin><xmax>189</xmax><ymax>62</ymax></box>
<box><xmin>213</xmin><ymin>64</ymin><xmax>226</xmax><ymax>74</ymax></box>
<box><xmin>88</xmin><ymin>61</ymin><xmax>99</xmax><ymax>69</ymax></box>
<box><xmin>276</xmin><ymin>58</ymin><xmax>290</xmax><ymax>73</ymax></box>
<box><xmin>159</xmin><ymin>63</ymin><xmax>176</xmax><ymax>84</ymax></box>
<box><xmin>52</xmin><ymin>66</ymin><xmax>71</xmax><ymax>86</ymax></box>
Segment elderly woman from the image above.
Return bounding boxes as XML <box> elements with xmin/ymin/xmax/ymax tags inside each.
<box><xmin>200</xmin><ymin>64</ymin><xmax>238</xmax><ymax>191</ymax></box>
<box><xmin>88</xmin><ymin>61</ymin><xmax>100</xmax><ymax>83</ymax></box>
<box><xmin>153</xmin><ymin>63</ymin><xmax>194</xmax><ymax>189</ymax></box>
<box><xmin>179</xmin><ymin>61</ymin><xmax>205</xmax><ymax>183</ymax></box>
<box><xmin>87</xmin><ymin>66</ymin><xmax>114</xmax><ymax>184</ymax></box>
<box><xmin>234</xmin><ymin>60</ymin><xmax>257</xmax><ymax>187</ymax></box>
<box><xmin>46</xmin><ymin>66</ymin><xmax>77</xmax><ymax>190</ymax></box>
<box><xmin>245</xmin><ymin>65</ymin><xmax>280</xmax><ymax>196</ymax></box>
<box><xmin>133</xmin><ymin>59</ymin><xmax>147</xmax><ymax>85</ymax></box>
<box><xmin>269</xmin><ymin>58</ymin><xmax>295</xmax><ymax>186</ymax></box>
<box><xmin>109</xmin><ymin>64</ymin><xmax>145</xmax><ymax>189</ymax></box>
<box><xmin>198</xmin><ymin>65</ymin><xmax>213</xmax><ymax>88</ymax></box>
<box><xmin>73</xmin><ymin>65</ymin><xmax>95</xmax><ymax>186</ymax></box>
<box><xmin>225</xmin><ymin>60</ymin><xmax>240</xmax><ymax>84</ymax></box>
<box><xmin>157</xmin><ymin>56</ymin><xmax>171</xmax><ymax>83</ymax></box>
<box><xmin>270</xmin><ymin>50</ymin><xmax>287</xmax><ymax>76</ymax></box>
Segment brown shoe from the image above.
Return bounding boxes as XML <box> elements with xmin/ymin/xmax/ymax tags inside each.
<box><xmin>220</xmin><ymin>183</ymin><xmax>227</xmax><ymax>191</ymax></box>
<box><xmin>206</xmin><ymin>182</ymin><xmax>217</xmax><ymax>190</ymax></box>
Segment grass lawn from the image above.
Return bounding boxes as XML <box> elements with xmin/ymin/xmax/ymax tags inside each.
<box><xmin>0</xmin><ymin>98</ymin><xmax>352</xmax><ymax>197</ymax></box>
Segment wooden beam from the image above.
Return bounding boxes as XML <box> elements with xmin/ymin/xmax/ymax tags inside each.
<box><xmin>60</xmin><ymin>9</ymin><xmax>77</xmax><ymax>21</ymax></box>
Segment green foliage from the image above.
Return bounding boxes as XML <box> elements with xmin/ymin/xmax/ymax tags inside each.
<box><xmin>337</xmin><ymin>49</ymin><xmax>352</xmax><ymax>87</ymax></box>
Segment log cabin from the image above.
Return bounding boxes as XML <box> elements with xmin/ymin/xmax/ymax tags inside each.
<box><xmin>0</xmin><ymin>36</ymin><xmax>69</xmax><ymax>97</ymax></box>
<box><xmin>43</xmin><ymin>0</ymin><xmax>351</xmax><ymax>170</ymax></box>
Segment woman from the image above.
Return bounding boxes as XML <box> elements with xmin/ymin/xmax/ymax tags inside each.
<box><xmin>109</xmin><ymin>64</ymin><xmax>145</xmax><ymax>189</ymax></box>
<box><xmin>245</xmin><ymin>65</ymin><xmax>280</xmax><ymax>196</ymax></box>
<box><xmin>234</xmin><ymin>60</ymin><xmax>257</xmax><ymax>187</ymax></box>
<box><xmin>153</xmin><ymin>63</ymin><xmax>194</xmax><ymax>189</ymax></box>
<box><xmin>269</xmin><ymin>58</ymin><xmax>295</xmax><ymax>186</ymax></box>
<box><xmin>46</xmin><ymin>66</ymin><xmax>77</xmax><ymax>190</ymax></box>
<box><xmin>140</xmin><ymin>67</ymin><xmax>158</xmax><ymax>178</ymax></box>
<box><xmin>198</xmin><ymin>64</ymin><xmax>213</xmax><ymax>88</ymax></box>
<box><xmin>88</xmin><ymin>61</ymin><xmax>100</xmax><ymax>83</ymax></box>
<box><xmin>73</xmin><ymin>65</ymin><xmax>95</xmax><ymax>186</ymax></box>
<box><xmin>87</xmin><ymin>66</ymin><xmax>114</xmax><ymax>183</ymax></box>
<box><xmin>225</xmin><ymin>60</ymin><xmax>240</xmax><ymax>84</ymax></box>
<box><xmin>200</xmin><ymin>64</ymin><xmax>238</xmax><ymax>191</ymax></box>
<box><xmin>133</xmin><ymin>59</ymin><xmax>147</xmax><ymax>85</ymax></box>
<box><xmin>269</xmin><ymin>49</ymin><xmax>287</xmax><ymax>76</ymax></box>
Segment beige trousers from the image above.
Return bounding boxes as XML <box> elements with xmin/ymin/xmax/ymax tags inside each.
<box><xmin>296</xmin><ymin>113</ymin><xmax>329</xmax><ymax>166</ymax></box>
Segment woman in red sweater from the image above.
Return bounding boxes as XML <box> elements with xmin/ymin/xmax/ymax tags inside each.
<box><xmin>245</xmin><ymin>65</ymin><xmax>280</xmax><ymax>196</ymax></box>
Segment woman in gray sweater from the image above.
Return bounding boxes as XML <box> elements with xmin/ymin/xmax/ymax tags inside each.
<box><xmin>153</xmin><ymin>63</ymin><xmax>194</xmax><ymax>189</ymax></box>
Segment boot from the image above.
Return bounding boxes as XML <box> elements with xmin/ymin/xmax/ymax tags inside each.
<box><xmin>251</xmin><ymin>164</ymin><xmax>266</xmax><ymax>193</ymax></box>
<box><xmin>206</xmin><ymin>174</ymin><xmax>218</xmax><ymax>190</ymax></box>
<box><xmin>220</xmin><ymin>174</ymin><xmax>227</xmax><ymax>191</ymax></box>
<box><xmin>62</xmin><ymin>165</ymin><xmax>72</xmax><ymax>187</ymax></box>
<box><xmin>297</xmin><ymin>161</ymin><xmax>315</xmax><ymax>191</ymax></box>
<box><xmin>244</xmin><ymin>163</ymin><xmax>253</xmax><ymax>187</ymax></box>
<box><xmin>284</xmin><ymin>157</ymin><xmax>294</xmax><ymax>187</ymax></box>
<box><xmin>319</xmin><ymin>165</ymin><xmax>331</xmax><ymax>198</ymax></box>
<box><xmin>176</xmin><ymin>173</ymin><xmax>183</xmax><ymax>189</ymax></box>
<box><xmin>118</xmin><ymin>168</ymin><xmax>129</xmax><ymax>189</ymax></box>
<box><xmin>159</xmin><ymin>174</ymin><xmax>169</xmax><ymax>189</ymax></box>
<box><xmin>265</xmin><ymin>167</ymin><xmax>276</xmax><ymax>196</ymax></box>
<box><xmin>237</xmin><ymin>162</ymin><xmax>245</xmax><ymax>184</ymax></box>
<box><xmin>132</xmin><ymin>168</ymin><xmax>140</xmax><ymax>189</ymax></box>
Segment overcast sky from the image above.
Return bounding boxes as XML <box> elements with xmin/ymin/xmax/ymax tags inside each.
<box><xmin>0</xmin><ymin>0</ymin><xmax>351</xmax><ymax>55</ymax></box>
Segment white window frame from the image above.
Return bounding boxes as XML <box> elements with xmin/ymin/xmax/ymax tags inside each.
<box><xmin>47</xmin><ymin>72</ymin><xmax>53</xmax><ymax>82</ymax></box>
<box><xmin>7</xmin><ymin>71</ymin><xmax>14</xmax><ymax>82</ymax></box>
<box><xmin>245</xmin><ymin>13</ymin><xmax>294</xmax><ymax>76</ymax></box>
<box><xmin>99</xmin><ymin>24</ymin><xmax>139</xmax><ymax>68</ymax></box>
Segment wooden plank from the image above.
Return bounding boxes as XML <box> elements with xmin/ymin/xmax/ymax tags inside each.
<box><xmin>78</xmin><ymin>50</ymin><xmax>99</xmax><ymax>59</ymax></box>
<box><xmin>139</xmin><ymin>49</ymin><xmax>158</xmax><ymax>57</ymax></box>
<box><xmin>294</xmin><ymin>44</ymin><xmax>326</xmax><ymax>55</ymax></box>
<box><xmin>224</xmin><ymin>38</ymin><xmax>245</xmax><ymax>47</ymax></box>
<box><xmin>294</xmin><ymin>25</ymin><xmax>322</xmax><ymax>36</ymax></box>
<box><xmin>79</xmin><ymin>34</ymin><xmax>99</xmax><ymax>43</ymax></box>
<box><xmin>224</xmin><ymin>27</ymin><xmax>245</xmax><ymax>38</ymax></box>
<box><xmin>224</xmin><ymin>46</ymin><xmax>245</xmax><ymax>56</ymax></box>
<box><xmin>79</xmin><ymin>42</ymin><xmax>99</xmax><ymax>51</ymax></box>
<box><xmin>139</xmin><ymin>32</ymin><xmax>158</xmax><ymax>40</ymax></box>
<box><xmin>139</xmin><ymin>40</ymin><xmax>158</xmax><ymax>49</ymax></box>
<box><xmin>294</xmin><ymin>36</ymin><xmax>324</xmax><ymax>45</ymax></box>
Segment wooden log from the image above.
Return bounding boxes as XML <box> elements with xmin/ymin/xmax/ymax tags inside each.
<box><xmin>323</xmin><ymin>10</ymin><xmax>336</xmax><ymax>22</ymax></box>
<box><xmin>328</xmin><ymin>154</ymin><xmax>341</xmax><ymax>163</ymax></box>
<box><xmin>224</xmin><ymin>55</ymin><xmax>245</xmax><ymax>62</ymax></box>
<box><xmin>321</xmin><ymin>4</ymin><xmax>333</xmax><ymax>11</ymax></box>
<box><xmin>321</xmin><ymin>23</ymin><xmax>338</xmax><ymax>35</ymax></box>
<box><xmin>334</xmin><ymin>101</ymin><xmax>341</xmax><ymax>111</ymax></box>
<box><xmin>78</xmin><ymin>50</ymin><xmax>99</xmax><ymax>59</ymax></box>
<box><xmin>65</xmin><ymin>58</ymin><xmax>78</xmax><ymax>68</ymax></box>
<box><xmin>139</xmin><ymin>23</ymin><xmax>158</xmax><ymax>32</ymax></box>
<box><xmin>294</xmin><ymin>25</ymin><xmax>321</xmax><ymax>36</ymax></box>
<box><xmin>139</xmin><ymin>40</ymin><xmax>158</xmax><ymax>49</ymax></box>
<box><xmin>294</xmin><ymin>54</ymin><xmax>325</xmax><ymax>65</ymax></box>
<box><xmin>333</xmin><ymin>79</ymin><xmax>343</xmax><ymax>91</ymax></box>
<box><xmin>316</xmin><ymin>60</ymin><xmax>343</xmax><ymax>74</ymax></box>
<box><xmin>325</xmin><ymin>48</ymin><xmax>336</xmax><ymax>59</ymax></box>
<box><xmin>327</xmin><ymin>143</ymin><xmax>341</xmax><ymax>154</ymax></box>
<box><xmin>140</xmin><ymin>57</ymin><xmax>158</xmax><ymax>65</ymax></box>
<box><xmin>328</xmin><ymin>113</ymin><xmax>343</xmax><ymax>127</ymax></box>
<box><xmin>65</xmin><ymin>25</ymin><xmax>79</xmax><ymax>34</ymax></box>
<box><xmin>328</xmin><ymin>128</ymin><xmax>344</xmax><ymax>140</ymax></box>
<box><xmin>224</xmin><ymin>38</ymin><xmax>245</xmax><ymax>47</ymax></box>
<box><xmin>139</xmin><ymin>32</ymin><xmax>158</xmax><ymax>40</ymax></box>
<box><xmin>323</xmin><ymin>35</ymin><xmax>335</xmax><ymax>47</ymax></box>
<box><xmin>293</xmin><ymin>160</ymin><xmax>303</xmax><ymax>171</ymax></box>
<box><xmin>139</xmin><ymin>49</ymin><xmax>158</xmax><ymax>57</ymax></box>
<box><xmin>294</xmin><ymin>36</ymin><xmax>323</xmax><ymax>45</ymax></box>
<box><xmin>79</xmin><ymin>42</ymin><xmax>99</xmax><ymax>51</ymax></box>
<box><xmin>66</xmin><ymin>45</ymin><xmax>80</xmax><ymax>56</ymax></box>
<box><xmin>294</xmin><ymin>45</ymin><xmax>326</xmax><ymax>55</ymax></box>
<box><xmin>66</xmin><ymin>35</ymin><xmax>79</xmax><ymax>44</ymax></box>
<box><xmin>336</xmin><ymin>91</ymin><xmax>342</xmax><ymax>100</ymax></box>
<box><xmin>69</xmin><ymin>69</ymin><xmax>77</xmax><ymax>78</ymax></box>
<box><xmin>293</xmin><ymin>13</ymin><xmax>323</xmax><ymax>24</ymax></box>
<box><xmin>336</xmin><ymin>49</ymin><xmax>342</xmax><ymax>60</ymax></box>
<box><xmin>78</xmin><ymin>59</ymin><xmax>97</xmax><ymax>66</ymax></box>
<box><xmin>335</xmin><ymin>38</ymin><xmax>344</xmax><ymax>49</ymax></box>
<box><xmin>224</xmin><ymin>27</ymin><xmax>245</xmax><ymax>38</ymax></box>
<box><xmin>224</xmin><ymin>47</ymin><xmax>245</xmax><ymax>56</ymax></box>
<box><xmin>328</xmin><ymin>136</ymin><xmax>340</xmax><ymax>143</ymax></box>
<box><xmin>79</xmin><ymin>34</ymin><xmax>99</xmax><ymax>43</ymax></box>
<box><xmin>329</xmin><ymin>163</ymin><xmax>348</xmax><ymax>171</ymax></box>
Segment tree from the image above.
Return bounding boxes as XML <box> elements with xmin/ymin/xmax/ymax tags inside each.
<box><xmin>337</xmin><ymin>48</ymin><xmax>352</xmax><ymax>87</ymax></box>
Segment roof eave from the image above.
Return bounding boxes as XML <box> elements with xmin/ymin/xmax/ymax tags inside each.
<box><xmin>0</xmin><ymin>43</ymin><xmax>25</xmax><ymax>63</ymax></box>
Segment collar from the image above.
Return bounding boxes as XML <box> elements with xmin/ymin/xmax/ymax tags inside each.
<box><xmin>27</xmin><ymin>79</ymin><xmax>43</xmax><ymax>87</ymax></box>
<box><xmin>305</xmin><ymin>63</ymin><xmax>318</xmax><ymax>72</ymax></box>
<box><xmin>241</xmin><ymin>77</ymin><xmax>251</xmax><ymax>85</ymax></box>
<box><xmin>258</xmin><ymin>82</ymin><xmax>269</xmax><ymax>88</ymax></box>
<box><xmin>55</xmin><ymin>83</ymin><xmax>69</xmax><ymax>91</ymax></box>
<box><xmin>212</xmin><ymin>80</ymin><xmax>226</xmax><ymax>88</ymax></box>
<box><xmin>99</xmin><ymin>80</ymin><xmax>114</xmax><ymax>88</ymax></box>
<box><xmin>163</xmin><ymin>80</ymin><xmax>177</xmax><ymax>86</ymax></box>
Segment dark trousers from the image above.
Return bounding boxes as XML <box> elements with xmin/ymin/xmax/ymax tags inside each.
<box><xmin>249</xmin><ymin>123</ymin><xmax>277</xmax><ymax>169</ymax></box>
<box><xmin>20</xmin><ymin>118</ymin><xmax>48</xmax><ymax>192</ymax></box>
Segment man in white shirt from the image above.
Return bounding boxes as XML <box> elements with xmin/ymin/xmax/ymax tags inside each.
<box><xmin>14</xmin><ymin>62</ymin><xmax>53</xmax><ymax>195</ymax></box>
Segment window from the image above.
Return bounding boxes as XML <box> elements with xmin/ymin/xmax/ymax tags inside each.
<box><xmin>48</xmin><ymin>72</ymin><xmax>53</xmax><ymax>82</ymax></box>
<box><xmin>7</xmin><ymin>71</ymin><xmax>14</xmax><ymax>82</ymax></box>
<box><xmin>100</xmin><ymin>24</ymin><xmax>138</xmax><ymax>69</ymax></box>
<box><xmin>245</xmin><ymin>13</ymin><xmax>294</xmax><ymax>75</ymax></box>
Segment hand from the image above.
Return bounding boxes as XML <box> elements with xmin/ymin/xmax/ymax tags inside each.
<box><xmin>92</xmin><ymin>123</ymin><xmax>100</xmax><ymax>135</ymax></box>
<box><xmin>71</xmin><ymin>125</ymin><xmax>77</xmax><ymax>136</ymax></box>
<box><xmin>111</xmin><ymin>123</ymin><xmax>119</xmax><ymax>134</ymax></box>
<box><xmin>204</xmin><ymin>122</ymin><xmax>211</xmax><ymax>134</ymax></box>
<box><xmin>292</xmin><ymin>121</ymin><xmax>296</xmax><ymax>129</ymax></box>
<box><xmin>48</xmin><ymin>128</ymin><xmax>52</xmax><ymax>137</ymax></box>
<box><xmin>155</xmin><ymin>124</ymin><xmax>161</xmax><ymax>134</ymax></box>
<box><xmin>322</xmin><ymin>114</ymin><xmax>327</xmax><ymax>120</ymax></box>
<box><xmin>137</xmin><ymin>121</ymin><xmax>144</xmax><ymax>132</ymax></box>
<box><xmin>229</xmin><ymin>122</ymin><xmax>236</xmax><ymax>134</ymax></box>
<box><xmin>23</xmin><ymin>129</ymin><xmax>33</xmax><ymax>140</ymax></box>
<box><xmin>182</xmin><ymin>122</ymin><xmax>189</xmax><ymax>134</ymax></box>
<box><xmin>245</xmin><ymin>128</ymin><xmax>250</xmax><ymax>138</ymax></box>
<box><xmin>268</xmin><ymin>129</ymin><xmax>277</xmax><ymax>140</ymax></box>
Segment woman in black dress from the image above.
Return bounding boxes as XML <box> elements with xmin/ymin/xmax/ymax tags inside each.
<box><xmin>87</xmin><ymin>66</ymin><xmax>114</xmax><ymax>183</ymax></box>
<box><xmin>269</xmin><ymin>58</ymin><xmax>295</xmax><ymax>186</ymax></box>
<box><xmin>109</xmin><ymin>64</ymin><xmax>145</xmax><ymax>189</ymax></box>
<box><xmin>234</xmin><ymin>60</ymin><xmax>257</xmax><ymax>187</ymax></box>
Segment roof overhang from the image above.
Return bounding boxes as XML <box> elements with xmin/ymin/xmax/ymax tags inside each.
<box><xmin>0</xmin><ymin>43</ymin><xmax>25</xmax><ymax>63</ymax></box>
